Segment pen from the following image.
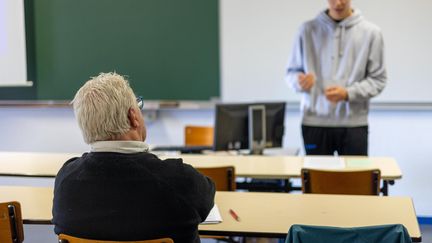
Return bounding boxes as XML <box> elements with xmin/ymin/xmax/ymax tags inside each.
<box><xmin>229</xmin><ymin>209</ymin><xmax>240</xmax><ymax>222</ymax></box>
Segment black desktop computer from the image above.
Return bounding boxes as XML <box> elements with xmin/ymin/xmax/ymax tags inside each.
<box><xmin>213</xmin><ymin>102</ymin><xmax>286</xmax><ymax>154</ymax></box>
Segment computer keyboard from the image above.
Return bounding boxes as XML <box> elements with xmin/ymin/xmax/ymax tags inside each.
<box><xmin>151</xmin><ymin>145</ymin><xmax>213</xmax><ymax>154</ymax></box>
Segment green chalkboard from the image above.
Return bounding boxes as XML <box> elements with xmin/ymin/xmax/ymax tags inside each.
<box><xmin>0</xmin><ymin>0</ymin><xmax>219</xmax><ymax>100</ymax></box>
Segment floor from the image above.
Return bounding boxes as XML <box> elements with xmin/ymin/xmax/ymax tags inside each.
<box><xmin>420</xmin><ymin>224</ymin><xmax>432</xmax><ymax>243</ymax></box>
<box><xmin>23</xmin><ymin>223</ymin><xmax>432</xmax><ymax>242</ymax></box>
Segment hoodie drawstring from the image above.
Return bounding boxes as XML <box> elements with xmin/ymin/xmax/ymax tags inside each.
<box><xmin>339</xmin><ymin>24</ymin><xmax>346</xmax><ymax>57</ymax></box>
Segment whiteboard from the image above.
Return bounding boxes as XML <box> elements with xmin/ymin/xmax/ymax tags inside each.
<box><xmin>220</xmin><ymin>0</ymin><xmax>432</xmax><ymax>103</ymax></box>
<box><xmin>0</xmin><ymin>0</ymin><xmax>30</xmax><ymax>86</ymax></box>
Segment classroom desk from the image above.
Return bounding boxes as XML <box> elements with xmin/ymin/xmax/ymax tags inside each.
<box><xmin>0</xmin><ymin>152</ymin><xmax>402</xmax><ymax>194</ymax></box>
<box><xmin>0</xmin><ymin>186</ymin><xmax>421</xmax><ymax>242</ymax></box>
<box><xmin>171</xmin><ymin>154</ymin><xmax>402</xmax><ymax>195</ymax></box>
<box><xmin>163</xmin><ymin>154</ymin><xmax>402</xmax><ymax>180</ymax></box>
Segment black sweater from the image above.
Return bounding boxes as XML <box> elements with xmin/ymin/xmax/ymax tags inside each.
<box><xmin>52</xmin><ymin>152</ymin><xmax>215</xmax><ymax>243</ymax></box>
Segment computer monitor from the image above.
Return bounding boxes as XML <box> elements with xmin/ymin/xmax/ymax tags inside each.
<box><xmin>249</xmin><ymin>105</ymin><xmax>266</xmax><ymax>154</ymax></box>
<box><xmin>213</xmin><ymin>102</ymin><xmax>286</xmax><ymax>153</ymax></box>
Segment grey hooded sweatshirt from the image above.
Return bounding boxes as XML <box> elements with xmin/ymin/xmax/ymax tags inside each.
<box><xmin>286</xmin><ymin>9</ymin><xmax>387</xmax><ymax>127</ymax></box>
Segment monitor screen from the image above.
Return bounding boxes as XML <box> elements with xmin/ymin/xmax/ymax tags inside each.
<box><xmin>213</xmin><ymin>102</ymin><xmax>286</xmax><ymax>151</ymax></box>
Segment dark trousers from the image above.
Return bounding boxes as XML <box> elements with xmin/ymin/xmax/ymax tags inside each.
<box><xmin>301</xmin><ymin>125</ymin><xmax>368</xmax><ymax>155</ymax></box>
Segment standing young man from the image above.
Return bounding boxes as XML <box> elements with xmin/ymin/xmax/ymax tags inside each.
<box><xmin>286</xmin><ymin>0</ymin><xmax>387</xmax><ymax>155</ymax></box>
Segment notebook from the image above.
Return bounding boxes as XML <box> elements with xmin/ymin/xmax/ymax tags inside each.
<box><xmin>201</xmin><ymin>204</ymin><xmax>223</xmax><ymax>224</ymax></box>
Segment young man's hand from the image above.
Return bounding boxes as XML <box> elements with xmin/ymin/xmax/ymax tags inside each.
<box><xmin>325</xmin><ymin>86</ymin><xmax>348</xmax><ymax>102</ymax></box>
<box><xmin>298</xmin><ymin>73</ymin><xmax>315</xmax><ymax>91</ymax></box>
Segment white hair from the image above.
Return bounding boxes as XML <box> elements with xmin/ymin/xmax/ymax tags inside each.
<box><xmin>72</xmin><ymin>72</ymin><xmax>138</xmax><ymax>144</ymax></box>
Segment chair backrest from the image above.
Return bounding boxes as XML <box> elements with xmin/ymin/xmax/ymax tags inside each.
<box><xmin>196</xmin><ymin>166</ymin><xmax>236</xmax><ymax>191</ymax></box>
<box><xmin>285</xmin><ymin>224</ymin><xmax>412</xmax><ymax>243</ymax></box>
<box><xmin>184</xmin><ymin>126</ymin><xmax>214</xmax><ymax>146</ymax></box>
<box><xmin>301</xmin><ymin>168</ymin><xmax>381</xmax><ymax>195</ymax></box>
<box><xmin>58</xmin><ymin>234</ymin><xmax>174</xmax><ymax>243</ymax></box>
<box><xmin>0</xmin><ymin>201</ymin><xmax>24</xmax><ymax>243</ymax></box>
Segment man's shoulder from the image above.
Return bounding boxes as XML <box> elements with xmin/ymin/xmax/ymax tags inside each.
<box><xmin>158</xmin><ymin>156</ymin><xmax>197</xmax><ymax>174</ymax></box>
<box><xmin>300</xmin><ymin>18</ymin><xmax>318</xmax><ymax>30</ymax></box>
<box><xmin>297</xmin><ymin>17</ymin><xmax>327</xmax><ymax>36</ymax></box>
<box><xmin>55</xmin><ymin>154</ymin><xmax>87</xmax><ymax>181</ymax></box>
<box><xmin>356</xmin><ymin>19</ymin><xmax>382</xmax><ymax>35</ymax></box>
<box><xmin>59</xmin><ymin>153</ymin><xmax>86</xmax><ymax>170</ymax></box>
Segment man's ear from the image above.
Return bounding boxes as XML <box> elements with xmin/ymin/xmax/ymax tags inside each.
<box><xmin>128</xmin><ymin>107</ymin><xmax>139</xmax><ymax>129</ymax></box>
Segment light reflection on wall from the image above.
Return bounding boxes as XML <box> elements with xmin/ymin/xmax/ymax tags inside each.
<box><xmin>0</xmin><ymin>0</ymin><xmax>6</xmax><ymax>54</ymax></box>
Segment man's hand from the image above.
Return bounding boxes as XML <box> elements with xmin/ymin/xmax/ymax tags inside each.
<box><xmin>298</xmin><ymin>73</ymin><xmax>315</xmax><ymax>92</ymax></box>
<box><xmin>325</xmin><ymin>86</ymin><xmax>348</xmax><ymax>102</ymax></box>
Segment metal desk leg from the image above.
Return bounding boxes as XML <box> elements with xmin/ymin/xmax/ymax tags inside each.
<box><xmin>284</xmin><ymin>179</ymin><xmax>291</xmax><ymax>192</ymax></box>
<box><xmin>381</xmin><ymin>180</ymin><xmax>395</xmax><ymax>196</ymax></box>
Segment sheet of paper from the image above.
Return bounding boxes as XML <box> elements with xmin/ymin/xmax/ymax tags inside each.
<box><xmin>346</xmin><ymin>159</ymin><xmax>373</xmax><ymax>168</ymax></box>
<box><xmin>303</xmin><ymin>156</ymin><xmax>345</xmax><ymax>169</ymax></box>
<box><xmin>201</xmin><ymin>204</ymin><xmax>223</xmax><ymax>224</ymax></box>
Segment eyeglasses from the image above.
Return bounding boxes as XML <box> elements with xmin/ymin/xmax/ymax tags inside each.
<box><xmin>136</xmin><ymin>96</ymin><xmax>144</xmax><ymax>110</ymax></box>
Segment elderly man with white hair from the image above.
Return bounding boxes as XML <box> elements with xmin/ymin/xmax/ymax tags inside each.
<box><xmin>52</xmin><ymin>72</ymin><xmax>215</xmax><ymax>243</ymax></box>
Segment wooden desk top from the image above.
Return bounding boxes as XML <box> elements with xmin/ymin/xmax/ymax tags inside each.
<box><xmin>0</xmin><ymin>186</ymin><xmax>421</xmax><ymax>241</ymax></box>
<box><xmin>0</xmin><ymin>151</ymin><xmax>402</xmax><ymax>180</ymax></box>
<box><xmin>0</xmin><ymin>186</ymin><xmax>53</xmax><ymax>224</ymax></box>
<box><xmin>203</xmin><ymin>191</ymin><xmax>420</xmax><ymax>241</ymax></box>
<box><xmin>0</xmin><ymin>152</ymin><xmax>77</xmax><ymax>177</ymax></box>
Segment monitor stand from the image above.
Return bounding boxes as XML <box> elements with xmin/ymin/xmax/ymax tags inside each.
<box><xmin>248</xmin><ymin>105</ymin><xmax>266</xmax><ymax>155</ymax></box>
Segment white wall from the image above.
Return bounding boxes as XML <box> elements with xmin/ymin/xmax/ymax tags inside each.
<box><xmin>368</xmin><ymin>110</ymin><xmax>432</xmax><ymax>216</ymax></box>
<box><xmin>0</xmin><ymin>107</ymin><xmax>431</xmax><ymax>216</ymax></box>
<box><xmin>220</xmin><ymin>0</ymin><xmax>432</xmax><ymax>103</ymax></box>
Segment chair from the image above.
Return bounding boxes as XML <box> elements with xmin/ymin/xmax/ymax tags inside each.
<box><xmin>301</xmin><ymin>168</ymin><xmax>381</xmax><ymax>195</ymax></box>
<box><xmin>184</xmin><ymin>126</ymin><xmax>214</xmax><ymax>147</ymax></box>
<box><xmin>0</xmin><ymin>201</ymin><xmax>24</xmax><ymax>243</ymax></box>
<box><xmin>285</xmin><ymin>224</ymin><xmax>412</xmax><ymax>243</ymax></box>
<box><xmin>196</xmin><ymin>166</ymin><xmax>236</xmax><ymax>191</ymax></box>
<box><xmin>196</xmin><ymin>166</ymin><xmax>237</xmax><ymax>242</ymax></box>
<box><xmin>58</xmin><ymin>234</ymin><xmax>173</xmax><ymax>243</ymax></box>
